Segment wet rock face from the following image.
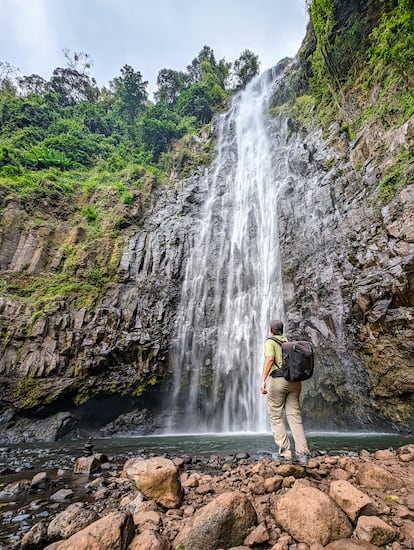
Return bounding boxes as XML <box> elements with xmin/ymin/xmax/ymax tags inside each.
<box><xmin>277</xmin><ymin>117</ymin><xmax>414</xmax><ymax>430</ymax></box>
<box><xmin>0</xmin><ymin>174</ymin><xmax>203</xmax><ymax>438</ymax></box>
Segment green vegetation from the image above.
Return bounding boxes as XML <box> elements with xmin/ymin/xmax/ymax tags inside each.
<box><xmin>73</xmin><ymin>384</ymin><xmax>91</xmax><ymax>405</ymax></box>
<box><xmin>0</xmin><ymin>46</ymin><xmax>260</xmax><ymax>187</ymax></box>
<box><xmin>377</xmin><ymin>149</ymin><xmax>414</xmax><ymax>202</ymax></box>
<box><xmin>13</xmin><ymin>374</ymin><xmax>42</xmax><ymax>408</ymax></box>
<box><xmin>272</xmin><ymin>0</ymin><xmax>413</xmax><ymax>204</ymax></box>
<box><xmin>132</xmin><ymin>374</ymin><xmax>158</xmax><ymax>397</ymax></box>
<box><xmin>0</xmin><ymin>47</ymin><xmax>260</xmax><ymax>305</ymax></box>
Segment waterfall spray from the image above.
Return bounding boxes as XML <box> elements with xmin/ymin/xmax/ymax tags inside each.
<box><xmin>169</xmin><ymin>68</ymin><xmax>288</xmax><ymax>433</ymax></box>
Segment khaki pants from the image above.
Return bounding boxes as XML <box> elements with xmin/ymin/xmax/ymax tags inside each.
<box><xmin>267</xmin><ymin>376</ymin><xmax>309</xmax><ymax>458</ymax></box>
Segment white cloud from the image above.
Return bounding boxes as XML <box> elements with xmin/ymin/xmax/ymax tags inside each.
<box><xmin>0</xmin><ymin>0</ymin><xmax>308</xmax><ymax>95</ymax></box>
<box><xmin>1</xmin><ymin>0</ymin><xmax>60</xmax><ymax>77</ymax></box>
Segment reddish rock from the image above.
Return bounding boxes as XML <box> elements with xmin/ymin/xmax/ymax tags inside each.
<box><xmin>123</xmin><ymin>456</ymin><xmax>181</xmax><ymax>509</ymax></box>
<box><xmin>273</xmin><ymin>486</ymin><xmax>352</xmax><ymax>546</ymax></box>
<box><xmin>324</xmin><ymin>540</ymin><xmax>380</xmax><ymax>549</ymax></box>
<box><xmin>47</xmin><ymin>502</ymin><xmax>98</xmax><ymax>540</ymax></box>
<box><xmin>119</xmin><ymin>492</ymin><xmax>145</xmax><ymax>514</ymax></box>
<box><xmin>21</xmin><ymin>521</ymin><xmax>48</xmax><ymax>550</ymax></box>
<box><xmin>173</xmin><ymin>491</ymin><xmax>256</xmax><ymax>550</ymax></box>
<box><xmin>73</xmin><ymin>455</ymin><xmax>101</xmax><ymax>475</ymax></box>
<box><xmin>329</xmin><ymin>480</ymin><xmax>377</xmax><ymax>522</ymax></box>
<box><xmin>356</xmin><ymin>463</ymin><xmax>403</xmax><ymax>490</ymax></box>
<box><xmin>400</xmin><ymin>453</ymin><xmax>414</xmax><ymax>462</ymax></box>
<box><xmin>44</xmin><ymin>511</ymin><xmax>134</xmax><ymax>550</ymax></box>
<box><xmin>331</xmin><ymin>468</ymin><xmax>351</xmax><ymax>481</ymax></box>
<box><xmin>264</xmin><ymin>475</ymin><xmax>283</xmax><ymax>492</ymax></box>
<box><xmin>127</xmin><ymin>530</ymin><xmax>168</xmax><ymax>550</ymax></box>
<box><xmin>374</xmin><ymin>450</ymin><xmax>395</xmax><ymax>461</ymax></box>
<box><xmin>132</xmin><ymin>510</ymin><xmax>161</xmax><ymax>528</ymax></box>
<box><xmin>244</xmin><ymin>522</ymin><xmax>269</xmax><ymax>545</ymax></box>
<box><xmin>400</xmin><ymin>519</ymin><xmax>414</xmax><ymax>545</ymax></box>
<box><xmin>356</xmin><ymin>515</ymin><xmax>397</xmax><ymax>546</ymax></box>
<box><xmin>181</xmin><ymin>472</ymin><xmax>199</xmax><ymax>488</ymax></box>
<box><xmin>247</xmin><ymin>474</ymin><xmax>266</xmax><ymax>494</ymax></box>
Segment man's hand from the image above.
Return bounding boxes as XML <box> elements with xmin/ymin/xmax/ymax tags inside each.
<box><xmin>261</xmin><ymin>356</ymin><xmax>274</xmax><ymax>394</ymax></box>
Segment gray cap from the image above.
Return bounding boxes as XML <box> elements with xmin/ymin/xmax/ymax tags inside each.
<box><xmin>270</xmin><ymin>319</ymin><xmax>284</xmax><ymax>334</ymax></box>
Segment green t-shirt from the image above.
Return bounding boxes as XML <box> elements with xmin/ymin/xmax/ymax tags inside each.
<box><xmin>265</xmin><ymin>335</ymin><xmax>288</xmax><ymax>374</ymax></box>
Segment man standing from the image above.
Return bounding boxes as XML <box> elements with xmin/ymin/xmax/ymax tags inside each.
<box><xmin>260</xmin><ymin>319</ymin><xmax>309</xmax><ymax>465</ymax></box>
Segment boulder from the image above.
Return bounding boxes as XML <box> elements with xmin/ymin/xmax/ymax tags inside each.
<box><xmin>356</xmin><ymin>463</ymin><xmax>403</xmax><ymax>490</ymax></box>
<box><xmin>44</xmin><ymin>511</ymin><xmax>134</xmax><ymax>550</ymax></box>
<box><xmin>355</xmin><ymin>515</ymin><xmax>397</xmax><ymax>546</ymax></box>
<box><xmin>244</xmin><ymin>522</ymin><xmax>269</xmax><ymax>545</ymax></box>
<box><xmin>47</xmin><ymin>502</ymin><xmax>98</xmax><ymax>540</ymax></box>
<box><xmin>123</xmin><ymin>456</ymin><xmax>181</xmax><ymax>508</ymax></box>
<box><xmin>20</xmin><ymin>521</ymin><xmax>48</xmax><ymax>549</ymax></box>
<box><xmin>50</xmin><ymin>489</ymin><xmax>73</xmax><ymax>502</ymax></box>
<box><xmin>324</xmin><ymin>540</ymin><xmax>380</xmax><ymax>549</ymax></box>
<box><xmin>132</xmin><ymin>510</ymin><xmax>161</xmax><ymax>528</ymax></box>
<box><xmin>128</xmin><ymin>530</ymin><xmax>169</xmax><ymax>550</ymax></box>
<box><xmin>173</xmin><ymin>491</ymin><xmax>256</xmax><ymax>550</ymax></box>
<box><xmin>30</xmin><ymin>471</ymin><xmax>49</xmax><ymax>489</ymax></box>
<box><xmin>120</xmin><ymin>492</ymin><xmax>145</xmax><ymax>514</ymax></box>
<box><xmin>0</xmin><ymin>479</ymin><xmax>30</xmax><ymax>497</ymax></box>
<box><xmin>73</xmin><ymin>455</ymin><xmax>101</xmax><ymax>475</ymax></box>
<box><xmin>329</xmin><ymin>480</ymin><xmax>377</xmax><ymax>522</ymax></box>
<box><xmin>401</xmin><ymin>519</ymin><xmax>414</xmax><ymax>545</ymax></box>
<box><xmin>264</xmin><ymin>475</ymin><xmax>283</xmax><ymax>492</ymax></box>
<box><xmin>373</xmin><ymin>450</ymin><xmax>395</xmax><ymax>461</ymax></box>
<box><xmin>273</xmin><ymin>486</ymin><xmax>353</xmax><ymax>546</ymax></box>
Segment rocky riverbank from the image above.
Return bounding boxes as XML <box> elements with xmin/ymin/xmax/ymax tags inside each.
<box><xmin>1</xmin><ymin>444</ymin><xmax>413</xmax><ymax>550</ymax></box>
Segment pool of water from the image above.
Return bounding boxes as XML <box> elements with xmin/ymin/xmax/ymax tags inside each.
<box><xmin>2</xmin><ymin>431</ymin><xmax>412</xmax><ymax>473</ymax></box>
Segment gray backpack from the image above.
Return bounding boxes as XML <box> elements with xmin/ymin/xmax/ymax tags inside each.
<box><xmin>268</xmin><ymin>337</ymin><xmax>314</xmax><ymax>381</ymax></box>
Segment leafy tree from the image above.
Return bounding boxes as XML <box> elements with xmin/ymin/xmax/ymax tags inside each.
<box><xmin>110</xmin><ymin>65</ymin><xmax>148</xmax><ymax>126</ymax></box>
<box><xmin>0</xmin><ymin>93</ymin><xmax>57</xmax><ymax>134</ymax></box>
<box><xmin>187</xmin><ymin>46</ymin><xmax>230</xmax><ymax>89</ymax></box>
<box><xmin>155</xmin><ymin>68</ymin><xmax>190</xmax><ymax>105</ymax></box>
<box><xmin>137</xmin><ymin>103</ymin><xmax>186</xmax><ymax>160</ymax></box>
<box><xmin>230</xmin><ymin>49</ymin><xmax>260</xmax><ymax>89</ymax></box>
<box><xmin>49</xmin><ymin>50</ymin><xmax>99</xmax><ymax>106</ymax></box>
<box><xmin>17</xmin><ymin>74</ymin><xmax>48</xmax><ymax>96</ymax></box>
<box><xmin>0</xmin><ymin>61</ymin><xmax>19</xmax><ymax>94</ymax></box>
<box><xmin>50</xmin><ymin>67</ymin><xmax>99</xmax><ymax>106</ymax></box>
<box><xmin>73</xmin><ymin>101</ymin><xmax>117</xmax><ymax>137</ymax></box>
<box><xmin>175</xmin><ymin>83</ymin><xmax>213</xmax><ymax>124</ymax></box>
<box><xmin>63</xmin><ymin>49</ymin><xmax>93</xmax><ymax>74</ymax></box>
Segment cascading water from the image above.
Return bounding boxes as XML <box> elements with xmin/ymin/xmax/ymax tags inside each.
<box><xmin>168</xmin><ymin>68</ymin><xmax>289</xmax><ymax>433</ymax></box>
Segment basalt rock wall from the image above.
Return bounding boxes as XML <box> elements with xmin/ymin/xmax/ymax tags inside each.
<box><xmin>0</xmin><ymin>175</ymin><xmax>204</xmax><ymax>441</ymax></box>
<box><xmin>277</xmin><ymin>114</ymin><xmax>414</xmax><ymax>431</ymax></box>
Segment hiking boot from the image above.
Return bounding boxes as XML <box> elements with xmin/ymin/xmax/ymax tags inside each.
<box><xmin>271</xmin><ymin>453</ymin><xmax>291</xmax><ymax>464</ymax></box>
<box><xmin>294</xmin><ymin>454</ymin><xmax>308</xmax><ymax>466</ymax></box>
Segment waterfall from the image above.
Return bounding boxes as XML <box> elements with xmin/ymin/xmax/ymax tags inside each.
<box><xmin>169</xmin><ymin>69</ymin><xmax>288</xmax><ymax>433</ymax></box>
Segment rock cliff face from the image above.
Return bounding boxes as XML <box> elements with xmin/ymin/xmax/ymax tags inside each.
<box><xmin>0</xmin><ymin>175</ymin><xmax>203</xmax><ymax>441</ymax></box>
<box><xmin>278</xmin><ymin>114</ymin><xmax>414</xmax><ymax>430</ymax></box>
<box><xmin>0</xmin><ymin>113</ymin><xmax>413</xmax><ymax>441</ymax></box>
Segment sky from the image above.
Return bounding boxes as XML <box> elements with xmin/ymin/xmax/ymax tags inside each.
<box><xmin>1</xmin><ymin>0</ymin><xmax>309</xmax><ymax>98</ymax></box>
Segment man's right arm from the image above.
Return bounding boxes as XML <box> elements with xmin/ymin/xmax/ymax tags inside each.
<box><xmin>260</xmin><ymin>355</ymin><xmax>274</xmax><ymax>395</ymax></box>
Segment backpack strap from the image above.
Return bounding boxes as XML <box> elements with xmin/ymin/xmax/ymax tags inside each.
<box><xmin>267</xmin><ymin>336</ymin><xmax>285</xmax><ymax>371</ymax></box>
<box><xmin>267</xmin><ymin>336</ymin><xmax>284</xmax><ymax>346</ymax></box>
